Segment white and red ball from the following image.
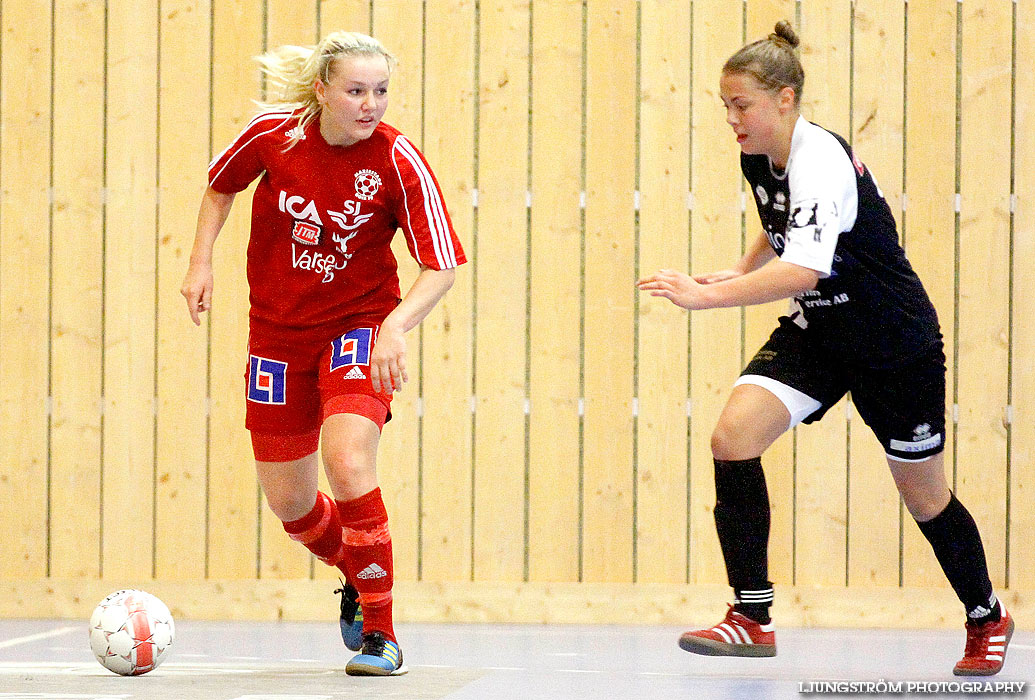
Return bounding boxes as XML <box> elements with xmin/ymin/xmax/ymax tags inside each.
<box><xmin>89</xmin><ymin>589</ymin><xmax>174</xmax><ymax>675</ymax></box>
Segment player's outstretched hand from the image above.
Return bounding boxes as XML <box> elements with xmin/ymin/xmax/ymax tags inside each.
<box><xmin>370</xmin><ymin>322</ymin><xmax>409</xmax><ymax>394</ymax></box>
<box><xmin>637</xmin><ymin>268</ymin><xmax>713</xmax><ymax>310</ymax></box>
<box><xmin>181</xmin><ymin>261</ymin><xmax>213</xmax><ymax>326</ymax></box>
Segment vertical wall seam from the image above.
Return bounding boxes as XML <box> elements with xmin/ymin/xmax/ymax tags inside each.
<box><xmin>255</xmin><ymin>0</ymin><xmax>269</xmax><ymax>581</ymax></box>
<box><xmin>737</xmin><ymin>0</ymin><xmax>747</xmax><ymax>369</ymax></box>
<box><xmin>523</xmin><ymin>0</ymin><xmax>534</xmax><ymax>584</ymax></box>
<box><xmin>203</xmin><ymin>0</ymin><xmax>216</xmax><ymax>583</ymax></box>
<box><xmin>898</xmin><ymin>0</ymin><xmax>908</xmax><ymax>586</ymax></box>
<box><xmin>416</xmin><ymin>0</ymin><xmax>427</xmax><ymax>582</ymax></box>
<box><xmin>951</xmin><ymin>0</ymin><xmax>962</xmax><ymax>493</ymax></box>
<box><xmin>685</xmin><ymin>0</ymin><xmax>694</xmax><ymax>586</ymax></box>
<box><xmin>46</xmin><ymin>0</ymin><xmax>56</xmax><ymax>579</ymax></box>
<box><xmin>845</xmin><ymin>0</ymin><xmax>856</xmax><ymax>589</ymax></box>
<box><xmin>631</xmin><ymin>0</ymin><xmax>641</xmax><ymax>584</ymax></box>
<box><xmin>791</xmin><ymin>0</ymin><xmax>802</xmax><ymax>590</ymax></box>
<box><xmin>0</xmin><ymin>0</ymin><xmax>4</xmax><ymax>357</ymax></box>
<box><xmin>153</xmin><ymin>0</ymin><xmax>164</xmax><ymax>581</ymax></box>
<box><xmin>0</xmin><ymin>0</ymin><xmax>4</xmax><ymax>448</ymax></box>
<box><xmin>1004</xmin><ymin>0</ymin><xmax>1017</xmax><ymax>588</ymax></box>
<box><xmin>99</xmin><ymin>0</ymin><xmax>110</xmax><ymax>579</ymax></box>
<box><xmin>577</xmin><ymin>0</ymin><xmax>588</xmax><ymax>583</ymax></box>
<box><xmin>470</xmin><ymin>0</ymin><xmax>480</xmax><ymax>583</ymax></box>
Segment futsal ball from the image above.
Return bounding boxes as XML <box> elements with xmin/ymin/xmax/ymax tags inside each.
<box><xmin>89</xmin><ymin>589</ymin><xmax>175</xmax><ymax>675</ymax></box>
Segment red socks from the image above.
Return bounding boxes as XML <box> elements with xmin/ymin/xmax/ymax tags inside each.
<box><xmin>281</xmin><ymin>491</ymin><xmax>347</xmax><ymax>570</ymax></box>
<box><xmin>337</xmin><ymin>488</ymin><xmax>395</xmax><ymax>642</ymax></box>
<box><xmin>280</xmin><ymin>488</ymin><xmax>396</xmax><ymax>642</ymax></box>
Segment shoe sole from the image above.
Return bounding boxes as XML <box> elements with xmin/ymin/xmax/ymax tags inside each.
<box><xmin>953</xmin><ymin>616</ymin><xmax>1014</xmax><ymax>676</ymax></box>
<box><xmin>679</xmin><ymin>635</ymin><xmax>776</xmax><ymax>658</ymax></box>
<box><xmin>345</xmin><ymin>662</ymin><xmax>408</xmax><ymax>677</ymax></box>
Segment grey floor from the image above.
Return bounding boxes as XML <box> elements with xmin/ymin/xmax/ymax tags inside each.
<box><xmin>0</xmin><ymin>617</ymin><xmax>1031</xmax><ymax>699</ymax></box>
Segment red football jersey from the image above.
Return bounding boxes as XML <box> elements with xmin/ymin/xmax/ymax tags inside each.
<box><xmin>208</xmin><ymin>110</ymin><xmax>465</xmax><ymax>331</ymax></box>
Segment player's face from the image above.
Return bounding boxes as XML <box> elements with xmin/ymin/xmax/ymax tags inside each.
<box><xmin>316</xmin><ymin>54</ymin><xmax>391</xmax><ymax>147</ymax></box>
<box><xmin>720</xmin><ymin>71</ymin><xmax>795</xmax><ymax>164</ymax></box>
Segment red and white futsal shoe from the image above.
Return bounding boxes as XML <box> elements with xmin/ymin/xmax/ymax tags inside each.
<box><xmin>678</xmin><ymin>604</ymin><xmax>776</xmax><ymax>657</ymax></box>
<box><xmin>953</xmin><ymin>606</ymin><xmax>1014</xmax><ymax>676</ymax></box>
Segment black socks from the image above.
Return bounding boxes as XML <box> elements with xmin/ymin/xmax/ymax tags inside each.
<box><xmin>915</xmin><ymin>493</ymin><xmax>999</xmax><ymax>623</ymax></box>
<box><xmin>714</xmin><ymin>457</ymin><xmax>773</xmax><ymax>624</ymax></box>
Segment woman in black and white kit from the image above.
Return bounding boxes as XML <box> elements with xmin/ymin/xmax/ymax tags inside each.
<box><xmin>638</xmin><ymin>21</ymin><xmax>1013</xmax><ymax>676</ymax></box>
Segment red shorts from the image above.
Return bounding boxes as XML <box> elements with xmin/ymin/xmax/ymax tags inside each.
<box><xmin>245</xmin><ymin>320</ymin><xmax>392</xmax><ymax>461</ymax></box>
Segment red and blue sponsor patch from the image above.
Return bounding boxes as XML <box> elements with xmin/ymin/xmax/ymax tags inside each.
<box><xmin>330</xmin><ymin>327</ymin><xmax>373</xmax><ymax>371</ymax></box>
<box><xmin>248</xmin><ymin>355</ymin><xmax>287</xmax><ymax>404</ymax></box>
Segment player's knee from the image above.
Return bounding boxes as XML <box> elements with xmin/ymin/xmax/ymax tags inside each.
<box><xmin>711</xmin><ymin>413</ymin><xmax>776</xmax><ymax>461</ymax></box>
<box><xmin>901</xmin><ymin>485</ymin><xmax>951</xmax><ymax>522</ymax></box>
<box><xmin>711</xmin><ymin>418</ymin><xmax>746</xmax><ymax>461</ymax></box>
<box><xmin>323</xmin><ymin>440</ymin><xmax>375</xmax><ymax>483</ymax></box>
<box><xmin>267</xmin><ymin>490</ymin><xmax>318</xmax><ymax>523</ymax></box>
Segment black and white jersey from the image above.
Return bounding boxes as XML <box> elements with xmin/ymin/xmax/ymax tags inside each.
<box><xmin>742</xmin><ymin>116</ymin><xmax>940</xmax><ymax>368</ymax></box>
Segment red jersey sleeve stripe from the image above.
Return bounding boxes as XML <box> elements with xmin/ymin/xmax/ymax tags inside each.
<box><xmin>208</xmin><ymin>111</ymin><xmax>293</xmax><ymax>187</ymax></box>
<box><xmin>392</xmin><ymin>136</ymin><xmax>458</xmax><ymax>269</ymax></box>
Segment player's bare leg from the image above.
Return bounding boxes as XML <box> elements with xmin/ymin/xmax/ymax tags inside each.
<box><xmin>256</xmin><ymin>452</ymin><xmax>320</xmax><ymax>522</ymax></box>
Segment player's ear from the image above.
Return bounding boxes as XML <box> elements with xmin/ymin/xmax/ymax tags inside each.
<box><xmin>314</xmin><ymin>79</ymin><xmax>327</xmax><ymax>104</ymax></box>
<box><xmin>778</xmin><ymin>86</ymin><xmax>796</xmax><ymax>113</ymax></box>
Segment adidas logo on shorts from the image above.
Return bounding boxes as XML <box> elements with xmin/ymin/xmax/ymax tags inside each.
<box><xmin>357</xmin><ymin>563</ymin><xmax>388</xmax><ymax>580</ymax></box>
<box><xmin>344</xmin><ymin>366</ymin><xmax>367</xmax><ymax>380</ymax></box>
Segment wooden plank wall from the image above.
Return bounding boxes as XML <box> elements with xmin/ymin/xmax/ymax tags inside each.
<box><xmin>2</xmin><ymin>0</ymin><xmax>1032</xmax><ymax>622</ymax></box>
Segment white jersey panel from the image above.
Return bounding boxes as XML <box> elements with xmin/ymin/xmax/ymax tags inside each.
<box><xmin>780</xmin><ymin>117</ymin><xmax>858</xmax><ymax>277</ymax></box>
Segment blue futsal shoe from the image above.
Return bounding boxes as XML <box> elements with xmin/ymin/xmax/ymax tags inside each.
<box><xmin>334</xmin><ymin>580</ymin><xmax>364</xmax><ymax>651</ymax></box>
<box><xmin>345</xmin><ymin>631</ymin><xmax>407</xmax><ymax>676</ymax></box>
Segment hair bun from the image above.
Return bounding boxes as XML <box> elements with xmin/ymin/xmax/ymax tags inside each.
<box><xmin>770</xmin><ymin>20</ymin><xmax>800</xmax><ymax>49</ymax></box>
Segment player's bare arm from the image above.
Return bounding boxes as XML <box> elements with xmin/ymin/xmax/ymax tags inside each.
<box><xmin>181</xmin><ymin>187</ymin><xmax>236</xmax><ymax>326</ymax></box>
<box><xmin>638</xmin><ymin>258</ymin><xmax>818</xmax><ymax>310</ymax></box>
<box><xmin>369</xmin><ymin>266</ymin><xmax>455</xmax><ymax>394</ymax></box>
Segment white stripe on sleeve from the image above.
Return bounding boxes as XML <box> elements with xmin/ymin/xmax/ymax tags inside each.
<box><xmin>208</xmin><ymin>112</ymin><xmax>293</xmax><ymax>187</ymax></box>
<box><xmin>392</xmin><ymin>135</ymin><xmax>457</xmax><ymax>268</ymax></box>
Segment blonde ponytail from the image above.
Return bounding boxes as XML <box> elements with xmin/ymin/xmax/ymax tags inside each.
<box><xmin>254</xmin><ymin>31</ymin><xmax>396</xmax><ymax>148</ymax></box>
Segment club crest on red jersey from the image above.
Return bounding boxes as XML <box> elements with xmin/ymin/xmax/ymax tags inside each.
<box><xmin>292</xmin><ymin>220</ymin><xmax>322</xmax><ymax>246</ymax></box>
<box><xmin>354</xmin><ymin>169</ymin><xmax>382</xmax><ymax>200</ymax></box>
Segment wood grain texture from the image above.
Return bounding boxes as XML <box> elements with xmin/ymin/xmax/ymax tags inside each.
<box><xmin>1011</xmin><ymin>0</ymin><xmax>1035</xmax><ymax>591</ymax></box>
<box><xmin>154</xmin><ymin>0</ymin><xmax>213</xmax><ymax>581</ymax></box>
<box><xmin>901</xmin><ymin>0</ymin><xmax>958</xmax><ymax>589</ymax></box>
<box><xmin>957</xmin><ymin>0</ymin><xmax>1012</xmax><ymax>589</ymax></box>
<box><xmin>688</xmin><ymin>0</ymin><xmax>745</xmax><ymax>586</ymax></box>
<box><xmin>417</xmin><ymin>0</ymin><xmax>476</xmax><ymax>583</ymax></box>
<box><xmin>582</xmin><ymin>0</ymin><xmax>637</xmax><ymax>583</ymax></box>
<box><xmin>526</xmin><ymin>0</ymin><xmax>583</xmax><ymax>583</ymax></box>
<box><xmin>49</xmin><ymin>0</ymin><xmax>105</xmax><ymax>579</ymax></box>
<box><xmin>472</xmin><ymin>0</ymin><xmax>530</xmax><ymax>582</ymax></box>
<box><xmin>102</xmin><ymin>0</ymin><xmax>160</xmax><ymax>581</ymax></box>
<box><xmin>635</xmin><ymin>0</ymin><xmax>691</xmax><ymax>584</ymax></box>
<box><xmin>0</xmin><ymin>0</ymin><xmax>54</xmax><ymax>581</ymax></box>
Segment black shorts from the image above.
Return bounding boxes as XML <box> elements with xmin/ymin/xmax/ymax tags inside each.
<box><xmin>740</xmin><ymin>317</ymin><xmax>946</xmax><ymax>461</ymax></box>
